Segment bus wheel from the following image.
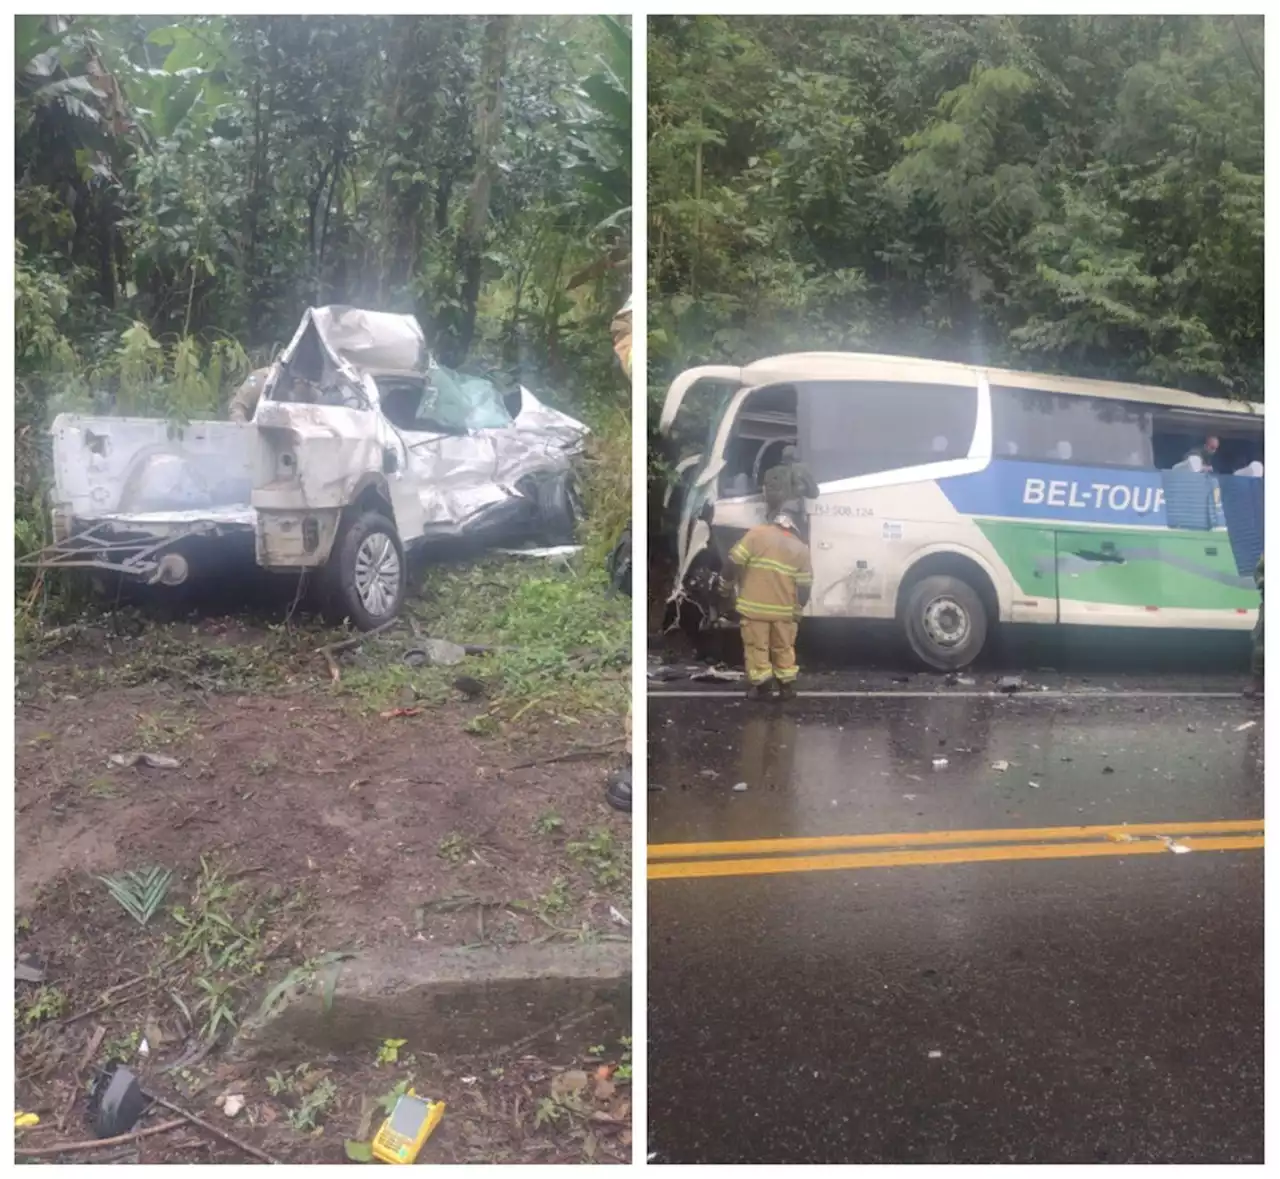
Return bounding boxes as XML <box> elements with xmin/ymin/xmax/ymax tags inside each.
<box><xmin>902</xmin><ymin>574</ymin><xmax>988</xmax><ymax>670</ymax></box>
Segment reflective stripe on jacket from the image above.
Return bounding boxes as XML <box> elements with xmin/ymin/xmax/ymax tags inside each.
<box><xmin>728</xmin><ymin>522</ymin><xmax>813</xmax><ymax>620</ymax></box>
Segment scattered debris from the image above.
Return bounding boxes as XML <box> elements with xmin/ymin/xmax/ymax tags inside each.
<box><xmin>108</xmin><ymin>752</ymin><xmax>181</xmax><ymax>770</ymax></box>
<box><xmin>931</xmin><ymin>757</ymin><xmax>948</xmax><ymax>770</ymax></box>
<box><xmin>990</xmin><ymin>760</ymin><xmax>1010</xmax><ymax>773</ymax></box>
<box><xmin>379</xmin><ymin>707</ymin><xmax>423</xmax><ymax>720</ymax></box>
<box><xmin>691</xmin><ymin>667</ymin><xmax>744</xmax><ymax>683</ymax></box>
<box><xmin>1235</xmin><ymin>720</ymin><xmax>1257</xmax><ymax>732</ymax></box>
<box><xmin>1102</xmin><ymin>765</ymin><xmax>1115</xmax><ymax>775</ymax></box>
<box><xmin>216</xmin><ymin>1094</ymin><xmax>245</xmax><ymax>1119</ymax></box>
<box><xmin>1160</xmin><ymin>836</ymin><xmax>1192</xmax><ymax>855</ymax></box>
<box><xmin>15</xmin><ymin>958</ymin><xmax>45</xmax><ymax>984</ymax></box>
<box><xmin>1028</xmin><ymin>781</ymin><xmax>1040</xmax><ymax>789</ymax></box>
<box><xmin>903</xmin><ymin>793</ymin><xmax>918</xmax><ymax>801</ymax></box>
<box><xmin>699</xmin><ymin>769</ymin><xmax>719</xmax><ymax>778</ymax></box>
<box><xmin>609</xmin><ymin>906</ymin><xmax>631</xmax><ymax>927</ymax></box>
<box><xmin>452</xmin><ymin>675</ymin><xmax>487</xmax><ymax>699</ymax></box>
<box><xmin>996</xmin><ymin>676</ymin><xmax>1024</xmax><ymax>694</ymax></box>
<box><xmin>944</xmin><ymin>672</ymin><xmax>976</xmax><ymax>687</ymax></box>
<box><xmin>403</xmin><ymin>638</ymin><xmax>469</xmax><ymax>668</ymax></box>
<box><xmin>1106</xmin><ymin>832</ymin><xmax>1136</xmax><ymax>843</ymax></box>
<box><xmin>927</xmin><ymin>1050</ymin><xmax>943</xmax><ymax>1059</ymax></box>
<box><xmin>732</xmin><ymin>782</ymin><xmax>749</xmax><ymax>792</ymax></box>
<box><xmin>16</xmin><ymin>1112</ymin><xmax>39</xmax><ymax>1129</ymax></box>
<box><xmin>495</xmin><ymin>545</ymin><xmax>582</xmax><ymax>559</ymax></box>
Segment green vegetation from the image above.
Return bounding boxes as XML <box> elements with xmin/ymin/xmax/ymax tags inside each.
<box><xmin>649</xmin><ymin>14</ymin><xmax>1263</xmax><ymax>432</ymax></box>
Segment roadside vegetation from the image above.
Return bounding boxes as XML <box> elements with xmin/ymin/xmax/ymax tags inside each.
<box><xmin>648</xmin><ymin>14</ymin><xmax>1263</xmax><ymax>475</ymax></box>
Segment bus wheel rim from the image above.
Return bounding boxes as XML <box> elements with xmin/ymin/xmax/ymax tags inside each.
<box><xmin>923</xmin><ymin>595</ymin><xmax>969</xmax><ymax>648</ymax></box>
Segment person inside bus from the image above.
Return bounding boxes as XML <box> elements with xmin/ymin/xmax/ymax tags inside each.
<box><xmin>1183</xmin><ymin>434</ymin><xmax>1220</xmax><ymax>471</ymax></box>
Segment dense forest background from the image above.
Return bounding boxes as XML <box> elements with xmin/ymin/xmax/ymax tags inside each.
<box><xmin>16</xmin><ymin>14</ymin><xmax>631</xmax><ymax>550</ymax></box>
<box><xmin>649</xmin><ymin>15</ymin><xmax>1263</xmax><ymax>420</ymax></box>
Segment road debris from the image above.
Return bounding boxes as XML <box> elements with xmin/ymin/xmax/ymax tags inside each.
<box><xmin>16</xmin><ymin>1112</ymin><xmax>39</xmax><ymax>1129</ymax></box>
<box><xmin>380</xmin><ymin>707</ymin><xmax>423</xmax><ymax>720</ymax></box>
<box><xmin>16</xmin><ymin>957</ymin><xmax>45</xmax><ymax>984</ymax></box>
<box><xmin>108</xmin><ymin>752</ymin><xmax>180</xmax><ymax>770</ymax></box>
<box><xmin>996</xmin><ymin>675</ymin><xmax>1024</xmax><ymax>694</ymax></box>
<box><xmin>1235</xmin><ymin>720</ymin><xmax>1257</xmax><ymax>732</ymax></box>
<box><xmin>691</xmin><ymin>667</ymin><xmax>745</xmax><ymax>683</ymax></box>
<box><xmin>609</xmin><ymin>906</ymin><xmax>631</xmax><ymax>927</ymax></box>
<box><xmin>990</xmin><ymin>760</ymin><xmax>1010</xmax><ymax>773</ymax></box>
<box><xmin>1029</xmin><ymin>781</ymin><xmax>1040</xmax><ymax>789</ymax></box>
<box><xmin>1160</xmin><ymin>836</ymin><xmax>1192</xmax><ymax>854</ymax></box>
<box><xmin>732</xmin><ymin>782</ymin><xmax>749</xmax><ymax>792</ymax></box>
<box><xmin>932</xmin><ymin>757</ymin><xmax>948</xmax><ymax>770</ymax></box>
<box><xmin>92</xmin><ymin>1065</ymin><xmax>148</xmax><ymax>1139</ymax></box>
<box><xmin>927</xmin><ymin>1049</ymin><xmax>943</xmax><ymax>1059</ymax></box>
<box><xmin>403</xmin><ymin>638</ymin><xmax>468</xmax><ymax>668</ymax></box>
<box><xmin>216</xmin><ymin>1094</ymin><xmax>245</xmax><ymax>1119</ymax></box>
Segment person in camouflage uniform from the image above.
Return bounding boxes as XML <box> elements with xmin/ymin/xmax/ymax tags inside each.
<box><xmin>763</xmin><ymin>444</ymin><xmax>818</xmax><ymax>524</ymax></box>
<box><xmin>605</xmin><ymin>293</ymin><xmax>633</xmax><ymax>811</ymax></box>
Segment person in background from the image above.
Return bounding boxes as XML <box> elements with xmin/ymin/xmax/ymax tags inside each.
<box><xmin>1183</xmin><ymin>434</ymin><xmax>1220</xmax><ymax>470</ymax></box>
<box><xmin>605</xmin><ymin>292</ymin><xmax>633</xmax><ymax>813</ymax></box>
<box><xmin>228</xmin><ymin>365</ymin><xmax>275</xmax><ymax>422</ymax></box>
<box><xmin>1245</xmin><ymin>552</ymin><xmax>1263</xmax><ymax>698</ymax></box>
<box><xmin>725</xmin><ymin>511</ymin><xmax>812</xmax><ymax>700</ymax></box>
<box><xmin>763</xmin><ymin>444</ymin><xmax>818</xmax><ymax>518</ymax></box>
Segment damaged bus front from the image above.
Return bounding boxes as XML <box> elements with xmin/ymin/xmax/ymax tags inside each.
<box><xmin>35</xmin><ymin>306</ymin><xmax>589</xmax><ymax>629</ymax></box>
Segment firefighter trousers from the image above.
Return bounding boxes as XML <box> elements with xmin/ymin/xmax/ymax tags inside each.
<box><xmin>741</xmin><ymin>617</ymin><xmax>799</xmax><ymax>686</ymax></box>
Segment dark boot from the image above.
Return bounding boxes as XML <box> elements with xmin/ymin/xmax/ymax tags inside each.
<box><xmin>605</xmin><ymin>767</ymin><xmax>632</xmax><ymax>813</ymax></box>
<box><xmin>747</xmin><ymin>681</ymin><xmax>775</xmax><ymax>701</ymax></box>
<box><xmin>777</xmin><ymin>681</ymin><xmax>797</xmax><ymax>701</ymax></box>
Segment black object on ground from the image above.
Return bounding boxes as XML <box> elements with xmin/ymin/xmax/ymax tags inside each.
<box><xmin>605</xmin><ymin>766</ymin><xmax>632</xmax><ymax>813</ymax></box>
<box><xmin>91</xmin><ymin>1065</ymin><xmax>148</xmax><ymax>1139</ymax></box>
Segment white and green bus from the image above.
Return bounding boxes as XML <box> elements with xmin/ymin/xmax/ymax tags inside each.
<box><xmin>660</xmin><ymin>353</ymin><xmax>1265</xmax><ymax>669</ymax></box>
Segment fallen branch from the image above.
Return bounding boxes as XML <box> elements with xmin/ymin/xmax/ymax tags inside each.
<box><xmin>41</xmin><ymin>975</ymin><xmax>149</xmax><ymax>1033</ymax></box>
<box><xmin>57</xmin><ymin>1024</ymin><xmax>107</xmax><ymax>1130</ymax></box>
<box><xmin>145</xmin><ymin>1093</ymin><xmax>280</xmax><ymax>1165</ymax></box>
<box><xmin>507</xmin><ymin>736</ymin><xmax>625</xmax><ymax>771</ymax></box>
<box><xmin>15</xmin><ymin>1117</ymin><xmax>187</xmax><ymax>1157</ymax></box>
<box><xmin>315</xmin><ymin>618</ymin><xmax>399</xmax><ymax>659</ymax></box>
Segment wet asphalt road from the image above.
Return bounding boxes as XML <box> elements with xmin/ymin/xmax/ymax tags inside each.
<box><xmin>647</xmin><ymin>687</ymin><xmax>1264</xmax><ymax>1164</ymax></box>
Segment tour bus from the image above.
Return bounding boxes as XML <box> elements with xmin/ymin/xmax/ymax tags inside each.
<box><xmin>659</xmin><ymin>353</ymin><xmax>1264</xmax><ymax>669</ymax></box>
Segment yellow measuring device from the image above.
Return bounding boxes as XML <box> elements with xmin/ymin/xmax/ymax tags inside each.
<box><xmin>371</xmin><ymin>1091</ymin><xmax>445</xmax><ymax>1165</ymax></box>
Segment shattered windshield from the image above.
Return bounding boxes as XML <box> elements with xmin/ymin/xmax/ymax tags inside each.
<box><xmin>419</xmin><ymin>366</ymin><xmax>515</xmax><ymax>431</ymax></box>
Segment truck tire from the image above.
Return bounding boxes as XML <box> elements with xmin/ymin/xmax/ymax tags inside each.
<box><xmin>901</xmin><ymin>573</ymin><xmax>988</xmax><ymax>671</ymax></box>
<box><xmin>321</xmin><ymin>510</ymin><xmax>405</xmax><ymax>630</ymax></box>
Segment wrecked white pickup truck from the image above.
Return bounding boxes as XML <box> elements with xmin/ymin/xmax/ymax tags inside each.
<box><xmin>32</xmin><ymin>306</ymin><xmax>588</xmax><ymax>629</ymax></box>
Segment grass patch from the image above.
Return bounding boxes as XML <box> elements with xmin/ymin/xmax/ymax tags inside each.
<box><xmin>339</xmin><ymin>553</ymin><xmax>629</xmax><ymax>721</ymax></box>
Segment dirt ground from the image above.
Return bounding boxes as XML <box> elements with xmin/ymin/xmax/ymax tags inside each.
<box><xmin>15</xmin><ymin>616</ymin><xmax>631</xmax><ymax>1164</ymax></box>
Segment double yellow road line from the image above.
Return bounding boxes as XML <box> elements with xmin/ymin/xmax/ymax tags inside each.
<box><xmin>649</xmin><ymin>819</ymin><xmax>1264</xmax><ymax>881</ymax></box>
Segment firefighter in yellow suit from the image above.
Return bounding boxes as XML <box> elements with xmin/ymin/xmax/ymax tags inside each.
<box><xmin>726</xmin><ymin>512</ymin><xmax>813</xmax><ymax>700</ymax></box>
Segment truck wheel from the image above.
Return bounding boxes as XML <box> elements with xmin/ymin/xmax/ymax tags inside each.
<box><xmin>901</xmin><ymin>574</ymin><xmax>988</xmax><ymax>671</ymax></box>
<box><xmin>322</xmin><ymin>511</ymin><xmax>405</xmax><ymax>630</ymax></box>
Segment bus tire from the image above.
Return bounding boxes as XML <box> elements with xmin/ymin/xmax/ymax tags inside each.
<box><xmin>901</xmin><ymin>574</ymin><xmax>988</xmax><ymax>671</ymax></box>
<box><xmin>320</xmin><ymin>510</ymin><xmax>405</xmax><ymax>630</ymax></box>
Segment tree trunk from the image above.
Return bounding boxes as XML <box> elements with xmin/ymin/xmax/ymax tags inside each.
<box><xmin>451</xmin><ymin>15</ymin><xmax>512</xmax><ymax>364</ymax></box>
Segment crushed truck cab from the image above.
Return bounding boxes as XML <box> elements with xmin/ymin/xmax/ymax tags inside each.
<box><xmin>35</xmin><ymin>305</ymin><xmax>588</xmax><ymax>629</ymax></box>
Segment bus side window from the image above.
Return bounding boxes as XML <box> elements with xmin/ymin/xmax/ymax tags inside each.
<box><xmin>992</xmin><ymin>387</ymin><xmax>1152</xmax><ymax>469</ymax></box>
<box><xmin>800</xmin><ymin>380</ymin><xmax>976</xmax><ymax>481</ymax></box>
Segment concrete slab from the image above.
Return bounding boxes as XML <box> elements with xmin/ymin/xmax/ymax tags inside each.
<box><xmin>233</xmin><ymin>942</ymin><xmax>631</xmax><ymax>1061</ymax></box>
